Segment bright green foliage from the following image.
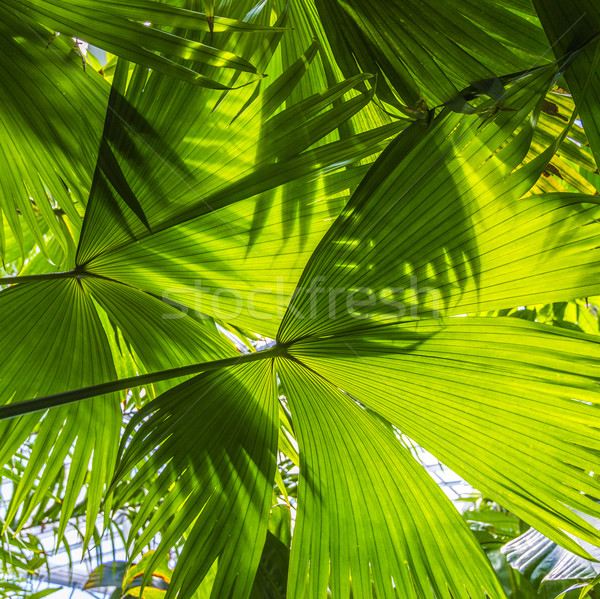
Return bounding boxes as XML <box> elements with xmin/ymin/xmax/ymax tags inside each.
<box><xmin>2</xmin><ymin>1</ymin><xmax>600</xmax><ymax>598</ymax></box>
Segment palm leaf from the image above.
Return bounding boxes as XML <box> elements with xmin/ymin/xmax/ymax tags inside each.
<box><xmin>113</xmin><ymin>360</ymin><xmax>278</xmax><ymax>599</ymax></box>
<box><xmin>0</xmin><ymin>279</ymin><xmax>119</xmax><ymax>544</ymax></box>
<box><xmin>278</xmin><ymin>357</ymin><xmax>504</xmax><ymax>599</ymax></box>
<box><xmin>268</xmin><ymin>47</ymin><xmax>600</xmax><ymax>561</ymax></box>
<box><xmin>0</xmin><ymin>271</ymin><xmax>240</xmax><ymax>538</ymax></box>
<box><xmin>302</xmin><ymin>0</ymin><xmax>551</xmax><ymax>112</ymax></box>
<box><xmin>5</xmin><ymin>0</ymin><xmax>269</xmax><ymax>86</ymax></box>
<box><xmin>285</xmin><ymin>318</ymin><xmax>600</xmax><ymax>556</ymax></box>
<box><xmin>4</xmin><ymin>3</ymin><xmax>600</xmax><ymax>598</ymax></box>
<box><xmin>76</xmin><ymin>46</ymin><xmax>403</xmax><ymax>264</ymax></box>
<box><xmin>0</xmin><ymin>8</ymin><xmax>108</xmax><ymax>266</ymax></box>
<box><xmin>533</xmin><ymin>0</ymin><xmax>600</xmax><ymax>169</ymax></box>
<box><xmin>278</xmin><ymin>65</ymin><xmax>592</xmax><ymax>341</ymax></box>
<box><xmin>73</xmin><ymin>28</ymin><xmax>404</xmax><ymax>334</ymax></box>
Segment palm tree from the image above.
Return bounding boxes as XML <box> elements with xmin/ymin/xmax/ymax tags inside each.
<box><xmin>1</xmin><ymin>0</ymin><xmax>600</xmax><ymax>597</ymax></box>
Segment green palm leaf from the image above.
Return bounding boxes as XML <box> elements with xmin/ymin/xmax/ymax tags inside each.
<box><xmin>3</xmin><ymin>2</ymin><xmax>600</xmax><ymax>598</ymax></box>
<box><xmin>5</xmin><ymin>0</ymin><xmax>269</xmax><ymax>86</ymax></box>
<box><xmin>0</xmin><ymin>8</ymin><xmax>107</xmax><ymax>266</ymax></box>
<box><xmin>114</xmin><ymin>360</ymin><xmax>278</xmax><ymax>599</ymax></box>
<box><xmin>0</xmin><ymin>276</ymin><xmax>239</xmax><ymax>538</ymax></box>
<box><xmin>533</xmin><ymin>0</ymin><xmax>600</xmax><ymax>169</ymax></box>
<box><xmin>76</xmin><ymin>45</ymin><xmax>403</xmax><ymax>264</ymax></box>
<box><xmin>279</xmin><ymin>65</ymin><xmax>593</xmax><ymax>341</ymax></box>
<box><xmin>285</xmin><ymin>318</ymin><xmax>600</xmax><ymax>556</ymax></box>
<box><xmin>300</xmin><ymin>0</ymin><xmax>551</xmax><ymax>112</ymax></box>
<box><xmin>0</xmin><ymin>279</ymin><xmax>119</xmax><ymax>544</ymax></box>
<box><xmin>278</xmin><ymin>357</ymin><xmax>504</xmax><ymax>599</ymax></box>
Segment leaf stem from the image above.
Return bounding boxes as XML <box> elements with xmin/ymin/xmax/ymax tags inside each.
<box><xmin>0</xmin><ymin>346</ymin><xmax>284</xmax><ymax>420</ymax></box>
<box><xmin>0</xmin><ymin>268</ymin><xmax>85</xmax><ymax>285</ymax></box>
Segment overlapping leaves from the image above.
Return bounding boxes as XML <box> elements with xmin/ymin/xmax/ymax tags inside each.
<box><xmin>4</xmin><ymin>0</ymin><xmax>270</xmax><ymax>87</ymax></box>
<box><xmin>3</xmin><ymin>2</ymin><xmax>600</xmax><ymax>599</ymax></box>
<box><xmin>0</xmin><ymin>8</ymin><xmax>107</xmax><ymax>266</ymax></box>
<box><xmin>111</xmin><ymin>61</ymin><xmax>600</xmax><ymax>597</ymax></box>
<box><xmin>306</xmin><ymin>0</ymin><xmax>551</xmax><ymax>111</ymax></box>
<box><xmin>114</xmin><ymin>360</ymin><xmax>278</xmax><ymax>599</ymax></box>
<box><xmin>0</xmin><ymin>0</ymin><xmax>402</xmax><ymax>558</ymax></box>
